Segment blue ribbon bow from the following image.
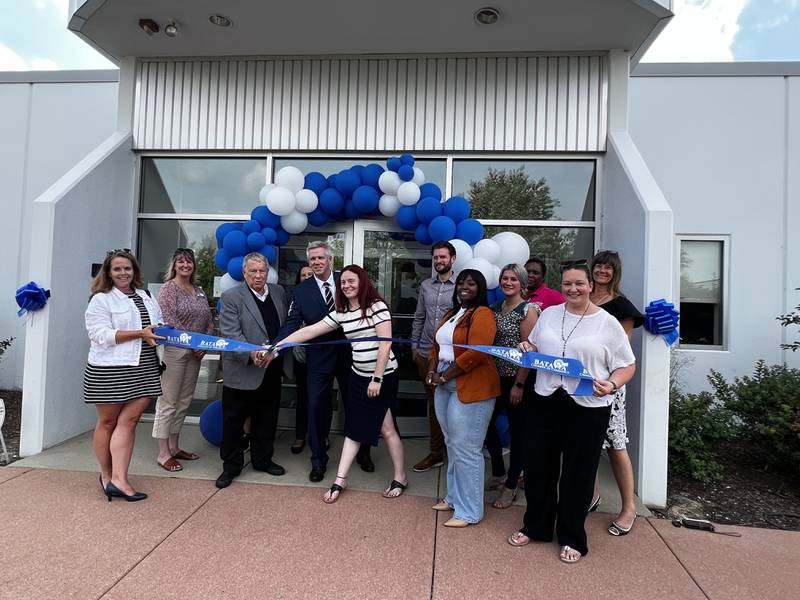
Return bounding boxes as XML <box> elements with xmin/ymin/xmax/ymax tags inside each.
<box><xmin>644</xmin><ymin>299</ymin><xmax>680</xmax><ymax>346</ymax></box>
<box><xmin>15</xmin><ymin>282</ymin><xmax>51</xmax><ymax>317</ymax></box>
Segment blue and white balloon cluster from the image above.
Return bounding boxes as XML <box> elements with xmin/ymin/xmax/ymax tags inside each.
<box><xmin>213</xmin><ymin>154</ymin><xmax>530</xmax><ymax>302</ymax></box>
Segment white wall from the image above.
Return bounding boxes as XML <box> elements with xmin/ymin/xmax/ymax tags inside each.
<box><xmin>630</xmin><ymin>68</ymin><xmax>800</xmax><ymax>391</ymax></box>
<box><xmin>0</xmin><ymin>73</ymin><xmax>118</xmax><ymax>390</ymax></box>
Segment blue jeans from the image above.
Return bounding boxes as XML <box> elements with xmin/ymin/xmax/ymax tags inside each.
<box><xmin>434</xmin><ymin>377</ymin><xmax>495</xmax><ymax>524</ymax></box>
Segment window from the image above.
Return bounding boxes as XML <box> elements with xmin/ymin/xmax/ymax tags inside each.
<box><xmin>678</xmin><ymin>237</ymin><xmax>727</xmax><ymax>348</ymax></box>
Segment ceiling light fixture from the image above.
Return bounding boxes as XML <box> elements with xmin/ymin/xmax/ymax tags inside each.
<box><xmin>165</xmin><ymin>22</ymin><xmax>178</xmax><ymax>37</ymax></box>
<box><xmin>209</xmin><ymin>14</ymin><xmax>232</xmax><ymax>27</ymax></box>
<box><xmin>474</xmin><ymin>7</ymin><xmax>500</xmax><ymax>25</ymax></box>
<box><xmin>138</xmin><ymin>19</ymin><xmax>160</xmax><ymax>35</ymax></box>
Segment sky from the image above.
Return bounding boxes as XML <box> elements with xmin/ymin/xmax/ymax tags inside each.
<box><xmin>0</xmin><ymin>0</ymin><xmax>798</xmax><ymax>71</ymax></box>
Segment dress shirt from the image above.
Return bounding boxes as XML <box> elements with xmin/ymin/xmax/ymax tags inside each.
<box><xmin>411</xmin><ymin>273</ymin><xmax>456</xmax><ymax>357</ymax></box>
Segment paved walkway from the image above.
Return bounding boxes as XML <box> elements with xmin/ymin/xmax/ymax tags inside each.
<box><xmin>2</xmin><ymin>426</ymin><xmax>798</xmax><ymax>599</ymax></box>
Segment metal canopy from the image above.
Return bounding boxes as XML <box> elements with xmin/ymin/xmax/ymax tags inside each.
<box><xmin>69</xmin><ymin>0</ymin><xmax>672</xmax><ymax>63</ymax></box>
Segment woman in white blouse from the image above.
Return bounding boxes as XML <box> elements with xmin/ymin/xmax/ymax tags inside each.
<box><xmin>507</xmin><ymin>263</ymin><xmax>636</xmax><ymax>563</ymax></box>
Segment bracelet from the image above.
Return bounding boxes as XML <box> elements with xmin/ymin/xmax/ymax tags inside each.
<box><xmin>610</xmin><ymin>381</ymin><xmax>619</xmax><ymax>393</ymax></box>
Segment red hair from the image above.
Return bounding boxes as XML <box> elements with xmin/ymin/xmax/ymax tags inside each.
<box><xmin>336</xmin><ymin>264</ymin><xmax>387</xmax><ymax>320</ymax></box>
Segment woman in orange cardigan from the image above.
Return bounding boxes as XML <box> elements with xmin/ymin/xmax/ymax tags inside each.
<box><xmin>427</xmin><ymin>269</ymin><xmax>500</xmax><ymax>527</ymax></box>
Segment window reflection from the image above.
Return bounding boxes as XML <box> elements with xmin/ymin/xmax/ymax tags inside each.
<box><xmin>680</xmin><ymin>240</ymin><xmax>724</xmax><ymax>346</ymax></box>
<box><xmin>453</xmin><ymin>160</ymin><xmax>595</xmax><ymax>221</ymax></box>
<box><xmin>278</xmin><ymin>231</ymin><xmax>346</xmax><ymax>300</ymax></box>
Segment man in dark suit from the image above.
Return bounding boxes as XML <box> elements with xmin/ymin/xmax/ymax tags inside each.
<box><xmin>276</xmin><ymin>240</ymin><xmax>373</xmax><ymax>482</ymax></box>
<box><xmin>216</xmin><ymin>252</ymin><xmax>289</xmax><ymax>489</ymax></box>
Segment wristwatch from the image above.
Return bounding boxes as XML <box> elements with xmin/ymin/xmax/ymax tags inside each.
<box><xmin>372</xmin><ymin>376</ymin><xmax>383</xmax><ymax>384</ymax></box>
<box><xmin>610</xmin><ymin>381</ymin><xmax>619</xmax><ymax>393</ymax></box>
<box><xmin>513</xmin><ymin>381</ymin><xmax>524</xmax><ymax>389</ymax></box>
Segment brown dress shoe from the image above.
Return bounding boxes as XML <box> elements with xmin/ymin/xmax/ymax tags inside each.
<box><xmin>412</xmin><ymin>454</ymin><xmax>444</xmax><ymax>473</ymax></box>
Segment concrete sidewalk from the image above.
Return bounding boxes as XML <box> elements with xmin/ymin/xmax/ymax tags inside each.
<box><xmin>2</xmin><ymin>426</ymin><xmax>798</xmax><ymax>599</ymax></box>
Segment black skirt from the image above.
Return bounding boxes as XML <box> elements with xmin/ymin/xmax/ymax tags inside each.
<box><xmin>343</xmin><ymin>370</ymin><xmax>399</xmax><ymax>446</ymax></box>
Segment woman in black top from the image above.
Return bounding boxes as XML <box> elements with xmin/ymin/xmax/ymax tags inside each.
<box><xmin>589</xmin><ymin>250</ymin><xmax>644</xmax><ymax>537</ymax></box>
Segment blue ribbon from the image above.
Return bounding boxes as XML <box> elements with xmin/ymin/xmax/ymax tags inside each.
<box><xmin>644</xmin><ymin>299</ymin><xmax>680</xmax><ymax>346</ymax></box>
<box><xmin>154</xmin><ymin>327</ymin><xmax>596</xmax><ymax>396</ymax></box>
<box><xmin>15</xmin><ymin>281</ymin><xmax>51</xmax><ymax>317</ymax></box>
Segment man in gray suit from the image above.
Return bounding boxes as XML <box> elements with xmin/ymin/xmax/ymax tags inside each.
<box><xmin>216</xmin><ymin>252</ymin><xmax>289</xmax><ymax>488</ymax></box>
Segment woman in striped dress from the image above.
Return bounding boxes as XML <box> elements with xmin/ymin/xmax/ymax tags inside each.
<box><xmin>273</xmin><ymin>264</ymin><xmax>407</xmax><ymax>504</ymax></box>
<box><xmin>84</xmin><ymin>250</ymin><xmax>164</xmax><ymax>502</ymax></box>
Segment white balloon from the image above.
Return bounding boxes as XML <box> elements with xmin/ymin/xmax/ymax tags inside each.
<box><xmin>396</xmin><ymin>181</ymin><xmax>421</xmax><ymax>206</ymax></box>
<box><xmin>265</xmin><ymin>186</ymin><xmax>296</xmax><ymax>216</ymax></box>
<box><xmin>294</xmin><ymin>189</ymin><xmax>318</xmax><ymax>214</ymax></box>
<box><xmin>378</xmin><ymin>171</ymin><xmax>401</xmax><ymax>195</ymax></box>
<box><xmin>489</xmin><ymin>265</ymin><xmax>502</xmax><ymax>289</ymax></box>
<box><xmin>219</xmin><ymin>273</ymin><xmax>238</xmax><ymax>293</ymax></box>
<box><xmin>259</xmin><ymin>183</ymin><xmax>276</xmax><ymax>205</ymax></box>
<box><xmin>462</xmin><ymin>257</ymin><xmax>494</xmax><ymax>286</ymax></box>
<box><xmin>412</xmin><ymin>167</ymin><xmax>426</xmax><ymax>186</ymax></box>
<box><xmin>473</xmin><ymin>239</ymin><xmax>502</xmax><ymax>266</ymax></box>
<box><xmin>491</xmin><ymin>231</ymin><xmax>531</xmax><ymax>268</ymax></box>
<box><xmin>378</xmin><ymin>194</ymin><xmax>400</xmax><ymax>217</ymax></box>
<box><xmin>449</xmin><ymin>239</ymin><xmax>473</xmax><ymax>272</ymax></box>
<box><xmin>281</xmin><ymin>210</ymin><xmax>308</xmax><ymax>234</ymax></box>
<box><xmin>267</xmin><ymin>267</ymin><xmax>279</xmax><ymax>284</ymax></box>
<box><xmin>274</xmin><ymin>166</ymin><xmax>305</xmax><ymax>194</ymax></box>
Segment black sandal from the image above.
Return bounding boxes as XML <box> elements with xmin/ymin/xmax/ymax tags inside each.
<box><xmin>383</xmin><ymin>479</ymin><xmax>408</xmax><ymax>498</ymax></box>
<box><xmin>323</xmin><ymin>475</ymin><xmax>347</xmax><ymax>504</ymax></box>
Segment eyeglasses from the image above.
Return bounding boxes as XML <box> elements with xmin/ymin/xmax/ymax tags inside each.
<box><xmin>173</xmin><ymin>247</ymin><xmax>195</xmax><ymax>257</ymax></box>
<box><xmin>594</xmin><ymin>249</ymin><xmax>619</xmax><ymax>256</ymax></box>
<box><xmin>106</xmin><ymin>248</ymin><xmax>132</xmax><ymax>257</ymax></box>
<box><xmin>559</xmin><ymin>259</ymin><xmax>588</xmax><ymax>269</ymax></box>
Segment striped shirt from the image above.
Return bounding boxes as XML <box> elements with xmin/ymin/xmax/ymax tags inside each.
<box><xmin>323</xmin><ymin>301</ymin><xmax>398</xmax><ymax>377</ymax></box>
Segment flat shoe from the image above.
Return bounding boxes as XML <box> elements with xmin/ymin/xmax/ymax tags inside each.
<box><xmin>432</xmin><ymin>501</ymin><xmax>454</xmax><ymax>512</ymax></box>
<box><xmin>507</xmin><ymin>532</ymin><xmax>530</xmax><ymax>547</ymax></box>
<box><xmin>173</xmin><ymin>450</ymin><xmax>199</xmax><ymax>461</ymax></box>
<box><xmin>609</xmin><ymin>518</ymin><xmax>635</xmax><ymax>536</ymax></box>
<box><xmin>158</xmin><ymin>457</ymin><xmax>183</xmax><ymax>472</ymax></box>
<box><xmin>560</xmin><ymin>545</ymin><xmax>582</xmax><ymax>563</ymax></box>
<box><xmin>443</xmin><ymin>517</ymin><xmax>469</xmax><ymax>528</ymax></box>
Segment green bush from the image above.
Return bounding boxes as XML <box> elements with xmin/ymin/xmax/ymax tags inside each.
<box><xmin>668</xmin><ymin>389</ymin><xmax>731</xmax><ymax>483</ymax></box>
<box><xmin>710</xmin><ymin>361</ymin><xmax>800</xmax><ymax>471</ymax></box>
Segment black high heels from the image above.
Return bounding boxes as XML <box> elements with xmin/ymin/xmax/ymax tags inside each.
<box><xmin>105</xmin><ymin>481</ymin><xmax>148</xmax><ymax>502</ymax></box>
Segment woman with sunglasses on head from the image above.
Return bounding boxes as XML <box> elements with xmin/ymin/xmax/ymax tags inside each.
<box><xmin>272</xmin><ymin>264</ymin><xmax>406</xmax><ymax>503</ymax></box>
<box><xmin>485</xmin><ymin>264</ymin><xmax>539</xmax><ymax>509</ymax></box>
<box><xmin>427</xmin><ymin>269</ymin><xmax>500</xmax><ymax>527</ymax></box>
<box><xmin>589</xmin><ymin>250</ymin><xmax>644</xmax><ymax>537</ymax></box>
<box><xmin>152</xmin><ymin>248</ymin><xmax>214</xmax><ymax>472</ymax></box>
<box><xmin>508</xmin><ymin>263</ymin><xmax>636</xmax><ymax>563</ymax></box>
<box><xmin>85</xmin><ymin>249</ymin><xmax>164</xmax><ymax>501</ymax></box>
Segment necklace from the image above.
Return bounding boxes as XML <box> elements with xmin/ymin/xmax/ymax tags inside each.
<box><xmin>592</xmin><ymin>291</ymin><xmax>612</xmax><ymax>305</ymax></box>
<box><xmin>561</xmin><ymin>303</ymin><xmax>590</xmax><ymax>356</ymax></box>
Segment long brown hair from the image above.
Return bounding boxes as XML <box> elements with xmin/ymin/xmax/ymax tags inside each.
<box><xmin>590</xmin><ymin>250</ymin><xmax>623</xmax><ymax>298</ymax></box>
<box><xmin>90</xmin><ymin>250</ymin><xmax>144</xmax><ymax>297</ymax></box>
<box><xmin>335</xmin><ymin>264</ymin><xmax>387</xmax><ymax>320</ymax></box>
<box><xmin>163</xmin><ymin>248</ymin><xmax>197</xmax><ymax>284</ymax></box>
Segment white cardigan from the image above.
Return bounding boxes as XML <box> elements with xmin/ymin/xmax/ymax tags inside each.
<box><xmin>85</xmin><ymin>287</ymin><xmax>164</xmax><ymax>366</ymax></box>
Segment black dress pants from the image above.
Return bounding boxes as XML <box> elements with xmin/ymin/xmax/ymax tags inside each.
<box><xmin>294</xmin><ymin>360</ymin><xmax>308</xmax><ymax>440</ymax></box>
<box><xmin>520</xmin><ymin>388</ymin><xmax>610</xmax><ymax>556</ymax></box>
<box><xmin>220</xmin><ymin>358</ymin><xmax>283</xmax><ymax>475</ymax></box>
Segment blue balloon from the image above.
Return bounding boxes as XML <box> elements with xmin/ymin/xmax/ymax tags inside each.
<box><xmin>262</xmin><ymin>244</ymin><xmax>277</xmax><ymax>264</ymax></box>
<box><xmin>352</xmin><ymin>165</ymin><xmax>366</xmax><ymax>177</ymax></box>
<box><xmin>243</xmin><ymin>219</ymin><xmax>261</xmax><ymax>234</ymax></box>
<box><xmin>396</xmin><ymin>205</ymin><xmax>419</xmax><ymax>230</ymax></box>
<box><xmin>319</xmin><ymin>188</ymin><xmax>345</xmax><ymax>215</ymax></box>
<box><xmin>222</xmin><ymin>230</ymin><xmax>248</xmax><ymax>257</ymax></box>
<box><xmin>335</xmin><ymin>168</ymin><xmax>361</xmax><ymax>196</ymax></box>
<box><xmin>214</xmin><ymin>248</ymin><xmax>230</xmax><ymax>271</ymax></box>
<box><xmin>327</xmin><ymin>174</ymin><xmax>338</xmax><ymax>189</ymax></box>
<box><xmin>443</xmin><ymin>196</ymin><xmax>471</xmax><ymax>223</ymax></box>
<box><xmin>344</xmin><ymin>198</ymin><xmax>363</xmax><ymax>220</ymax></box>
<box><xmin>261</xmin><ymin>227</ymin><xmax>277</xmax><ymax>245</ymax></box>
<box><xmin>227</xmin><ymin>256</ymin><xmax>245</xmax><ymax>281</ymax></box>
<box><xmin>352</xmin><ymin>185</ymin><xmax>379</xmax><ymax>213</ymax></box>
<box><xmin>419</xmin><ymin>183</ymin><xmax>442</xmax><ymax>202</ymax></box>
<box><xmin>362</xmin><ymin>163</ymin><xmax>384</xmax><ymax>188</ymax></box>
<box><xmin>274</xmin><ymin>227</ymin><xmax>291</xmax><ymax>246</ymax></box>
<box><xmin>428</xmin><ymin>215</ymin><xmax>457</xmax><ymax>243</ymax></box>
<box><xmin>304</xmin><ymin>171</ymin><xmax>328</xmax><ymax>196</ymax></box>
<box><xmin>416</xmin><ymin>196</ymin><xmax>443</xmax><ymax>224</ymax></box>
<box><xmin>397</xmin><ymin>164</ymin><xmax>414</xmax><ymax>182</ymax></box>
<box><xmin>199</xmin><ymin>399</ymin><xmax>223</xmax><ymax>446</ymax></box>
<box><xmin>400</xmin><ymin>153</ymin><xmax>415</xmax><ymax>166</ymax></box>
<box><xmin>415</xmin><ymin>224</ymin><xmax>433</xmax><ymax>245</ymax></box>
<box><xmin>456</xmin><ymin>218</ymin><xmax>484</xmax><ymax>245</ymax></box>
<box><xmin>247</xmin><ymin>231</ymin><xmax>266</xmax><ymax>251</ymax></box>
<box><xmin>387</xmin><ymin>157</ymin><xmax>402</xmax><ymax>172</ymax></box>
<box><xmin>215</xmin><ymin>299</ymin><xmax>222</xmax><ymax>315</ymax></box>
<box><xmin>251</xmin><ymin>205</ymin><xmax>281</xmax><ymax>229</ymax></box>
<box><xmin>215</xmin><ymin>223</ymin><xmax>237</xmax><ymax>246</ymax></box>
<box><xmin>307</xmin><ymin>207</ymin><xmax>328</xmax><ymax>226</ymax></box>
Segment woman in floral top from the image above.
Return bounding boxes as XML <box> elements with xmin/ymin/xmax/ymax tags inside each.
<box><xmin>485</xmin><ymin>263</ymin><xmax>539</xmax><ymax>509</ymax></box>
<box><xmin>152</xmin><ymin>248</ymin><xmax>214</xmax><ymax>471</ymax></box>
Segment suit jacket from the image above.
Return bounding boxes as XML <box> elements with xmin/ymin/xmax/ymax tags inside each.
<box><xmin>276</xmin><ymin>273</ymin><xmax>350</xmax><ymax>374</ymax></box>
<box><xmin>220</xmin><ymin>282</ymin><xmax>288</xmax><ymax>390</ymax></box>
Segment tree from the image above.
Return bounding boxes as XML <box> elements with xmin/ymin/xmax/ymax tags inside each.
<box><xmin>195</xmin><ymin>238</ymin><xmax>219</xmax><ymax>305</ymax></box>
<box><xmin>777</xmin><ymin>287</ymin><xmax>800</xmax><ymax>351</ymax></box>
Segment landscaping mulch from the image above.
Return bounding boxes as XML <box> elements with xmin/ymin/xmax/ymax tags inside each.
<box><xmin>0</xmin><ymin>389</ymin><xmax>22</xmax><ymax>465</ymax></box>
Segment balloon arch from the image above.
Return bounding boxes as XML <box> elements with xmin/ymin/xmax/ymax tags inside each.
<box><xmin>214</xmin><ymin>155</ymin><xmax>531</xmax><ymax>303</ymax></box>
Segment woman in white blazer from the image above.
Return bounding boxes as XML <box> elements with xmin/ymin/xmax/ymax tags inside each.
<box><xmin>84</xmin><ymin>249</ymin><xmax>163</xmax><ymax>502</ymax></box>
